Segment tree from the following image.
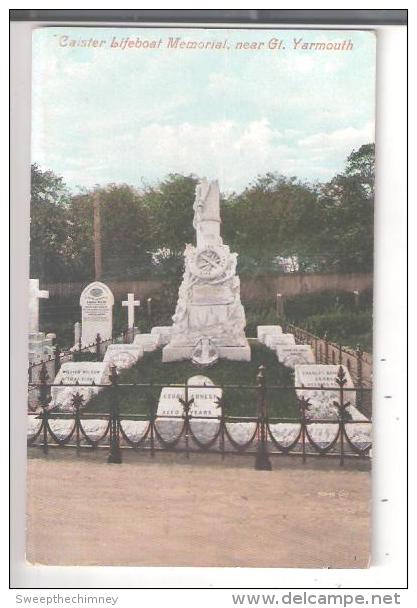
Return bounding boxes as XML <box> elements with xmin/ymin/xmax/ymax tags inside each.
<box><xmin>345</xmin><ymin>143</ymin><xmax>375</xmax><ymax>197</ymax></box>
<box><xmin>222</xmin><ymin>173</ymin><xmax>322</xmax><ymax>274</ymax></box>
<box><xmin>30</xmin><ymin>164</ymin><xmax>71</xmax><ymax>282</ymax></box>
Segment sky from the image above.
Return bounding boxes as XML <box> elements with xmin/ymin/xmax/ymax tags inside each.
<box><xmin>32</xmin><ymin>27</ymin><xmax>376</xmax><ymax>194</ymax></box>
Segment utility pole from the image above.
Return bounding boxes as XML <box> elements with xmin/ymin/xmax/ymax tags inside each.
<box><xmin>93</xmin><ymin>191</ymin><xmax>102</xmax><ymax>280</ymax></box>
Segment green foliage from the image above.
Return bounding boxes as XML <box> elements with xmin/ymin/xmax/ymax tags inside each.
<box><xmin>30</xmin><ymin>142</ymin><xmax>375</xmax><ymax>281</ymax></box>
<box><xmin>86</xmin><ymin>343</ymin><xmax>297</xmax><ymax>418</ymax></box>
<box><xmin>303</xmin><ymin>311</ymin><xmax>373</xmax><ymax>351</ymax></box>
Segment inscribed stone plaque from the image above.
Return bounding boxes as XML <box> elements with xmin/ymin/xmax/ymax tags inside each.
<box><xmin>257</xmin><ymin>325</ymin><xmax>282</xmax><ymax>343</ymax></box>
<box><xmin>80</xmin><ymin>281</ymin><xmax>114</xmax><ymax>348</ymax></box>
<box><xmin>276</xmin><ymin>344</ymin><xmax>315</xmax><ymax>367</ymax></box>
<box><xmin>51</xmin><ymin>362</ymin><xmax>110</xmax><ymax>411</ymax></box>
<box><xmin>264</xmin><ymin>333</ymin><xmax>295</xmax><ymax>349</ymax></box>
<box><xmin>157</xmin><ymin>375</ymin><xmax>222</xmax><ymax>418</ymax></box>
<box><xmin>103</xmin><ymin>343</ymin><xmax>144</xmax><ymax>371</ymax></box>
<box><xmin>294</xmin><ymin>364</ymin><xmax>364</xmax><ymax>419</ymax></box>
<box><xmin>134</xmin><ymin>333</ymin><xmax>160</xmax><ymax>352</ymax></box>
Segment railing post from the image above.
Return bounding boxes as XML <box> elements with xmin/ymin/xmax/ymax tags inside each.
<box><xmin>324</xmin><ymin>332</ymin><xmax>329</xmax><ymax>364</ymax></box>
<box><xmin>147</xmin><ymin>297</ymin><xmax>153</xmax><ymax>332</ymax></box>
<box><xmin>54</xmin><ymin>343</ymin><xmax>61</xmax><ymax>376</ymax></box>
<box><xmin>107</xmin><ymin>365</ymin><xmax>122</xmax><ymax>463</ymax></box>
<box><xmin>96</xmin><ymin>333</ymin><xmax>102</xmax><ymax>360</ymax></box>
<box><xmin>72</xmin><ymin>392</ymin><xmax>84</xmax><ymax>455</ymax></box>
<box><xmin>356</xmin><ymin>344</ymin><xmax>363</xmax><ymax>411</ymax></box>
<box><xmin>299</xmin><ymin>396</ymin><xmax>310</xmax><ymax>464</ymax></box>
<box><xmin>338</xmin><ymin>343</ymin><xmax>343</xmax><ymax>365</ymax></box>
<box><xmin>39</xmin><ymin>362</ymin><xmax>50</xmax><ymax>455</ymax></box>
<box><xmin>336</xmin><ymin>366</ymin><xmax>349</xmax><ymax>467</ymax></box>
<box><xmin>255</xmin><ymin>365</ymin><xmax>272</xmax><ymax>471</ymax></box>
<box><xmin>149</xmin><ymin>397</ymin><xmax>156</xmax><ymax>458</ymax></box>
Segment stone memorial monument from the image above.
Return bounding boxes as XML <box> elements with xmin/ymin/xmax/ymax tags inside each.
<box><xmin>162</xmin><ymin>179</ymin><xmax>250</xmax><ymax>363</ymax></box>
<box><xmin>79</xmin><ymin>281</ymin><xmax>114</xmax><ymax>348</ymax></box>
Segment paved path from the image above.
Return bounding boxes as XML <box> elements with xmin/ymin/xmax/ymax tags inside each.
<box><xmin>27</xmin><ymin>450</ymin><xmax>370</xmax><ymax>568</ymax></box>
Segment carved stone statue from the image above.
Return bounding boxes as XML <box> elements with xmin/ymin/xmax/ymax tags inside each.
<box><xmin>163</xmin><ymin>179</ymin><xmax>250</xmax><ymax>363</ymax></box>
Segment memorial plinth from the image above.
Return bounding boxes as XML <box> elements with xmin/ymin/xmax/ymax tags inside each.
<box><xmin>162</xmin><ymin>179</ymin><xmax>250</xmax><ymax>363</ymax></box>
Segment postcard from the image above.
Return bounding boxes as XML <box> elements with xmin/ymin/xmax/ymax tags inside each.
<box><xmin>27</xmin><ymin>26</ymin><xmax>375</xmax><ymax>568</ymax></box>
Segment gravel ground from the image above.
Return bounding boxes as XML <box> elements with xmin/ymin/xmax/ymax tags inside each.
<box><xmin>27</xmin><ymin>450</ymin><xmax>371</xmax><ymax>568</ymax></box>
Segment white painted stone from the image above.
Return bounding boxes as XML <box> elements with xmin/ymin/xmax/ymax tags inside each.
<box><xmin>164</xmin><ymin>179</ymin><xmax>250</xmax><ymax>362</ymax></box>
<box><xmin>151</xmin><ymin>326</ymin><xmax>172</xmax><ymax>345</ymax></box>
<box><xmin>103</xmin><ymin>343</ymin><xmax>144</xmax><ymax>371</ymax></box>
<box><xmin>257</xmin><ymin>325</ymin><xmax>282</xmax><ymax>343</ymax></box>
<box><xmin>28</xmin><ymin>331</ymin><xmax>54</xmax><ymax>363</ymax></box>
<box><xmin>122</xmin><ymin>293</ymin><xmax>140</xmax><ymax>329</ymax></box>
<box><xmin>294</xmin><ymin>364</ymin><xmax>367</xmax><ymax>421</ymax></box>
<box><xmin>27</xmin><ymin>417</ymin><xmax>371</xmax><ymax>451</ymax></box>
<box><xmin>51</xmin><ymin>362</ymin><xmax>110</xmax><ymax>411</ymax></box>
<box><xmin>133</xmin><ymin>333</ymin><xmax>160</xmax><ymax>352</ymax></box>
<box><xmin>79</xmin><ymin>281</ymin><xmax>114</xmax><ymax>348</ymax></box>
<box><xmin>276</xmin><ymin>344</ymin><xmax>315</xmax><ymax>367</ymax></box>
<box><xmin>157</xmin><ymin>375</ymin><xmax>222</xmax><ymax>418</ymax></box>
<box><xmin>264</xmin><ymin>332</ymin><xmax>295</xmax><ymax>349</ymax></box>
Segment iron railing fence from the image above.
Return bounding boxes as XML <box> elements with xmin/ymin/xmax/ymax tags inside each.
<box><xmin>28</xmin><ymin>365</ymin><xmax>372</xmax><ymax>469</ymax></box>
<box><xmin>286</xmin><ymin>323</ymin><xmax>372</xmax><ymax>418</ymax></box>
<box><xmin>27</xmin><ymin>327</ymin><xmax>137</xmax><ymax>410</ymax></box>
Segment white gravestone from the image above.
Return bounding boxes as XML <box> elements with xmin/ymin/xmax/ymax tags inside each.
<box><xmin>276</xmin><ymin>344</ymin><xmax>315</xmax><ymax>367</ymax></box>
<box><xmin>51</xmin><ymin>362</ymin><xmax>110</xmax><ymax>411</ymax></box>
<box><xmin>133</xmin><ymin>333</ymin><xmax>160</xmax><ymax>352</ymax></box>
<box><xmin>294</xmin><ymin>364</ymin><xmax>367</xmax><ymax>421</ymax></box>
<box><xmin>103</xmin><ymin>343</ymin><xmax>144</xmax><ymax>372</ymax></box>
<box><xmin>264</xmin><ymin>333</ymin><xmax>295</xmax><ymax>349</ymax></box>
<box><xmin>122</xmin><ymin>293</ymin><xmax>140</xmax><ymax>329</ymax></box>
<box><xmin>257</xmin><ymin>325</ymin><xmax>282</xmax><ymax>344</ymax></box>
<box><xmin>29</xmin><ymin>279</ymin><xmax>49</xmax><ymax>333</ymax></box>
<box><xmin>28</xmin><ymin>279</ymin><xmax>54</xmax><ymax>363</ymax></box>
<box><xmin>151</xmin><ymin>326</ymin><xmax>172</xmax><ymax>346</ymax></box>
<box><xmin>79</xmin><ymin>282</ymin><xmax>114</xmax><ymax>348</ymax></box>
<box><xmin>157</xmin><ymin>375</ymin><xmax>222</xmax><ymax>418</ymax></box>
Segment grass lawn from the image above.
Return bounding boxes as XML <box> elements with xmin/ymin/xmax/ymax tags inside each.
<box><xmin>86</xmin><ymin>342</ymin><xmax>298</xmax><ymax>418</ymax></box>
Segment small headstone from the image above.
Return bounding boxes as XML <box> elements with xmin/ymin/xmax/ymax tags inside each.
<box><xmin>276</xmin><ymin>344</ymin><xmax>315</xmax><ymax>367</ymax></box>
<box><xmin>294</xmin><ymin>364</ymin><xmax>366</xmax><ymax>420</ymax></box>
<box><xmin>157</xmin><ymin>375</ymin><xmax>222</xmax><ymax>418</ymax></box>
<box><xmin>74</xmin><ymin>322</ymin><xmax>81</xmax><ymax>347</ymax></box>
<box><xmin>151</xmin><ymin>326</ymin><xmax>172</xmax><ymax>346</ymax></box>
<box><xmin>79</xmin><ymin>281</ymin><xmax>114</xmax><ymax>348</ymax></box>
<box><xmin>264</xmin><ymin>333</ymin><xmax>295</xmax><ymax>349</ymax></box>
<box><xmin>257</xmin><ymin>325</ymin><xmax>282</xmax><ymax>343</ymax></box>
<box><xmin>51</xmin><ymin>362</ymin><xmax>110</xmax><ymax>411</ymax></box>
<box><xmin>133</xmin><ymin>333</ymin><xmax>159</xmax><ymax>352</ymax></box>
<box><xmin>122</xmin><ymin>293</ymin><xmax>140</xmax><ymax>329</ymax></box>
<box><xmin>103</xmin><ymin>343</ymin><xmax>144</xmax><ymax>372</ymax></box>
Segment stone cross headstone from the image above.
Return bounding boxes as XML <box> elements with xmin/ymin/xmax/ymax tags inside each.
<box><xmin>51</xmin><ymin>362</ymin><xmax>110</xmax><ymax>411</ymax></box>
<box><xmin>157</xmin><ymin>375</ymin><xmax>222</xmax><ymax>418</ymax></box>
<box><xmin>122</xmin><ymin>293</ymin><xmax>140</xmax><ymax>329</ymax></box>
<box><xmin>28</xmin><ymin>279</ymin><xmax>49</xmax><ymax>333</ymax></box>
<box><xmin>79</xmin><ymin>281</ymin><xmax>114</xmax><ymax>348</ymax></box>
